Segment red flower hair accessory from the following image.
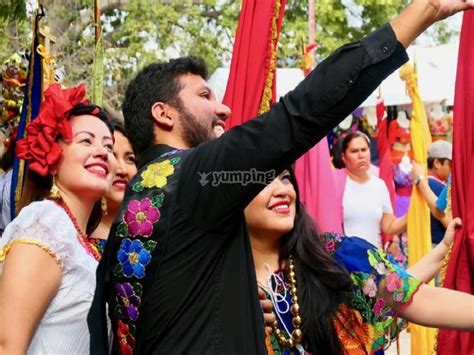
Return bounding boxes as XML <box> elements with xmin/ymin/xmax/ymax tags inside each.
<box><xmin>16</xmin><ymin>83</ymin><xmax>88</xmax><ymax>176</ymax></box>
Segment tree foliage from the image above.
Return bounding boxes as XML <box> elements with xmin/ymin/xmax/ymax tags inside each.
<box><xmin>0</xmin><ymin>0</ymin><xmax>460</xmax><ymax>114</ymax></box>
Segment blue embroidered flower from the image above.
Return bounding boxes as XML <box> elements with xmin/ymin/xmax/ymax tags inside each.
<box><xmin>117</xmin><ymin>239</ymin><xmax>153</xmax><ymax>278</ymax></box>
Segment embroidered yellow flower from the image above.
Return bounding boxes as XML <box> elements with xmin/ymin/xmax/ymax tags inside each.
<box><xmin>141</xmin><ymin>160</ymin><xmax>175</xmax><ymax>189</ymax></box>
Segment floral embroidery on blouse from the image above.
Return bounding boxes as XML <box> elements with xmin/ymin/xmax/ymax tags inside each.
<box><xmin>333</xmin><ymin>304</ymin><xmax>373</xmax><ymax>354</ymax></box>
<box><xmin>321</xmin><ymin>232</ymin><xmax>344</xmax><ymax>256</ymax></box>
<box><xmin>115</xmin><ymin>238</ymin><xmax>157</xmax><ymax>278</ymax></box>
<box><xmin>328</xmin><ymin>233</ymin><xmax>420</xmax><ymax>352</ymax></box>
<box><xmin>132</xmin><ymin>158</ymin><xmax>180</xmax><ymax>192</ymax></box>
<box><xmin>267</xmin><ymin>232</ymin><xmax>422</xmax><ymax>353</ymax></box>
<box><xmin>116</xmin><ymin>320</ymin><xmax>136</xmax><ymax>355</ymax></box>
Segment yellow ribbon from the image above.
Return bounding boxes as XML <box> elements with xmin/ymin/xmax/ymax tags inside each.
<box><xmin>36</xmin><ymin>44</ymin><xmax>56</xmax><ymax>84</ymax></box>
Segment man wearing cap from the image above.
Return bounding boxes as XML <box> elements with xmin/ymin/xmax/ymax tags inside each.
<box><xmin>429</xmin><ymin>141</ymin><xmax>452</xmax><ymax>245</ymax></box>
<box><xmin>413</xmin><ymin>140</ymin><xmax>452</xmax><ymax>248</ymax></box>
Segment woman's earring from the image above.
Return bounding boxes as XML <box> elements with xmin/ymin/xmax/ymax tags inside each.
<box><xmin>101</xmin><ymin>197</ymin><xmax>108</xmax><ymax>216</ymax></box>
<box><xmin>49</xmin><ymin>179</ymin><xmax>61</xmax><ymax>199</ymax></box>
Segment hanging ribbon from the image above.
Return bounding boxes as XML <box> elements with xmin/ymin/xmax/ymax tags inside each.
<box><xmin>36</xmin><ymin>44</ymin><xmax>56</xmax><ymax>84</ymax></box>
<box><xmin>91</xmin><ymin>35</ymin><xmax>105</xmax><ymax>106</ymax></box>
<box><xmin>400</xmin><ymin>62</ymin><xmax>436</xmax><ymax>355</ymax></box>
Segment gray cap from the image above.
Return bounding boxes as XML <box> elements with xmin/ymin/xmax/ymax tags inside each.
<box><xmin>428</xmin><ymin>140</ymin><xmax>452</xmax><ymax>160</ymax></box>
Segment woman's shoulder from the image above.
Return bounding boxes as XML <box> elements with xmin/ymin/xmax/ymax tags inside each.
<box><xmin>320</xmin><ymin>232</ymin><xmax>373</xmax><ymax>252</ymax></box>
<box><xmin>321</xmin><ymin>232</ymin><xmax>378</xmax><ymax>272</ymax></box>
<box><xmin>13</xmin><ymin>200</ymin><xmax>69</xmax><ymax>228</ymax></box>
<box><xmin>1</xmin><ymin>200</ymin><xmax>75</xmax><ymax>268</ymax></box>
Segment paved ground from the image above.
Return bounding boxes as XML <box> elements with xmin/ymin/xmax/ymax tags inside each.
<box><xmin>385</xmin><ymin>330</ymin><xmax>410</xmax><ymax>355</ymax></box>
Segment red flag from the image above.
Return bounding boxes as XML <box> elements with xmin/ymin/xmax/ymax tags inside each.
<box><xmin>222</xmin><ymin>0</ymin><xmax>286</xmax><ymax>127</ymax></box>
<box><xmin>437</xmin><ymin>11</ymin><xmax>474</xmax><ymax>354</ymax></box>
<box><xmin>375</xmin><ymin>97</ymin><xmax>396</xmax><ymax>224</ymax></box>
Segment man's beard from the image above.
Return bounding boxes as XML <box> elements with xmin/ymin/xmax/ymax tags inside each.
<box><xmin>177</xmin><ymin>105</ymin><xmax>216</xmax><ymax>148</ymax></box>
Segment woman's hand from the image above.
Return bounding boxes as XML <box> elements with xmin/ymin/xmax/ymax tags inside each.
<box><xmin>442</xmin><ymin>217</ymin><xmax>462</xmax><ymax>248</ymax></box>
<box><xmin>411</xmin><ymin>162</ymin><xmax>424</xmax><ymax>182</ymax></box>
<box><xmin>387</xmin><ymin>240</ymin><xmax>401</xmax><ymax>260</ymax></box>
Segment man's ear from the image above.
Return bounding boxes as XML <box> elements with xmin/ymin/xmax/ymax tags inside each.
<box><xmin>151</xmin><ymin>102</ymin><xmax>175</xmax><ymax>128</ymax></box>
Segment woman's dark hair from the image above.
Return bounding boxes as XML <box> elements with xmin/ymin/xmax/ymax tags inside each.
<box><xmin>0</xmin><ymin>139</ymin><xmax>16</xmax><ymax>171</ymax></box>
<box><xmin>122</xmin><ymin>56</ymin><xmax>208</xmax><ymax>156</ymax></box>
<box><xmin>277</xmin><ymin>168</ymin><xmax>353</xmax><ymax>354</ymax></box>
<box><xmin>331</xmin><ymin>136</ymin><xmax>345</xmax><ymax>169</ymax></box>
<box><xmin>19</xmin><ymin>103</ymin><xmax>113</xmax><ymax>234</ymax></box>
<box><xmin>341</xmin><ymin>131</ymin><xmax>370</xmax><ymax>154</ymax></box>
<box><xmin>111</xmin><ymin>118</ymin><xmax>127</xmax><ymax>138</ymax></box>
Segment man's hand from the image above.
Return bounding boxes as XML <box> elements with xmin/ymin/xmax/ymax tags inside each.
<box><xmin>391</xmin><ymin>0</ymin><xmax>474</xmax><ymax>48</ymax></box>
<box><xmin>259</xmin><ymin>288</ymin><xmax>276</xmax><ymax>332</ymax></box>
<box><xmin>422</xmin><ymin>0</ymin><xmax>474</xmax><ymax>22</ymax></box>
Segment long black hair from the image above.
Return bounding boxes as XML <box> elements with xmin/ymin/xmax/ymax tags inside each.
<box><xmin>277</xmin><ymin>168</ymin><xmax>353</xmax><ymax>354</ymax></box>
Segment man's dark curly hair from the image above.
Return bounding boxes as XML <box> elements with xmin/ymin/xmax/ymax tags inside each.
<box><xmin>122</xmin><ymin>57</ymin><xmax>208</xmax><ymax>156</ymax></box>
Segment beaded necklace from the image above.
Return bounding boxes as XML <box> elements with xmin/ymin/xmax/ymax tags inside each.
<box><xmin>271</xmin><ymin>256</ymin><xmax>303</xmax><ymax>348</ymax></box>
<box><xmin>55</xmin><ymin>199</ymin><xmax>103</xmax><ymax>261</ymax></box>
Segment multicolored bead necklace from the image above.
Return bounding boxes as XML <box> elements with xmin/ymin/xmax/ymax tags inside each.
<box><xmin>55</xmin><ymin>199</ymin><xmax>103</xmax><ymax>261</ymax></box>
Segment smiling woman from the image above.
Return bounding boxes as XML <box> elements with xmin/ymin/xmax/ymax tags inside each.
<box><xmin>92</xmin><ymin>120</ymin><xmax>138</xmax><ymax>241</ymax></box>
<box><xmin>246</xmin><ymin>168</ymin><xmax>474</xmax><ymax>355</ymax></box>
<box><xmin>0</xmin><ymin>83</ymin><xmax>116</xmax><ymax>354</ymax></box>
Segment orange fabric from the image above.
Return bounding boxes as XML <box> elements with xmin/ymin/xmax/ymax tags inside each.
<box><xmin>333</xmin><ymin>305</ymin><xmax>373</xmax><ymax>354</ymax></box>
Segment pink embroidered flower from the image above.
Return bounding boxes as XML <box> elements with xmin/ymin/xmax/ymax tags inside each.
<box><xmin>325</xmin><ymin>240</ymin><xmax>336</xmax><ymax>253</ymax></box>
<box><xmin>373</xmin><ymin>298</ymin><xmax>386</xmax><ymax>317</ymax></box>
<box><xmin>362</xmin><ymin>277</ymin><xmax>377</xmax><ymax>298</ymax></box>
<box><xmin>124</xmin><ymin>198</ymin><xmax>160</xmax><ymax>238</ymax></box>
<box><xmin>386</xmin><ymin>272</ymin><xmax>402</xmax><ymax>293</ymax></box>
<box><xmin>394</xmin><ymin>292</ymin><xmax>403</xmax><ymax>302</ymax></box>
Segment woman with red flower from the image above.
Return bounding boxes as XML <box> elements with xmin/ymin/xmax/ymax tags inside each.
<box><xmin>245</xmin><ymin>168</ymin><xmax>474</xmax><ymax>354</ymax></box>
<box><xmin>0</xmin><ymin>83</ymin><xmax>117</xmax><ymax>354</ymax></box>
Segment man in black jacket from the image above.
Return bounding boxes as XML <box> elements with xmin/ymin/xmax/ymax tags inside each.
<box><xmin>89</xmin><ymin>1</ymin><xmax>474</xmax><ymax>353</ymax></box>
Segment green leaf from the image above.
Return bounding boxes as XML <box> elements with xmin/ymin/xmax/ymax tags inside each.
<box><xmin>169</xmin><ymin>157</ymin><xmax>181</xmax><ymax>165</ymax></box>
<box><xmin>113</xmin><ymin>263</ymin><xmax>123</xmax><ymax>277</ymax></box>
<box><xmin>133</xmin><ymin>282</ymin><xmax>143</xmax><ymax>296</ymax></box>
<box><xmin>132</xmin><ymin>182</ymin><xmax>144</xmax><ymax>192</ymax></box>
<box><xmin>117</xmin><ymin>222</ymin><xmax>129</xmax><ymax>238</ymax></box>
<box><xmin>151</xmin><ymin>193</ymin><xmax>164</xmax><ymax>208</ymax></box>
<box><xmin>144</xmin><ymin>240</ymin><xmax>158</xmax><ymax>251</ymax></box>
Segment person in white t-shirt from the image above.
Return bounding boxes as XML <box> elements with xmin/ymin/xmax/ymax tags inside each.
<box><xmin>341</xmin><ymin>132</ymin><xmax>407</xmax><ymax>248</ymax></box>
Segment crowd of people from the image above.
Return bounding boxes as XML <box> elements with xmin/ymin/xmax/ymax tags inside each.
<box><xmin>0</xmin><ymin>1</ymin><xmax>473</xmax><ymax>354</ymax></box>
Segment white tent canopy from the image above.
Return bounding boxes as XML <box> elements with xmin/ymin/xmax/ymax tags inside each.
<box><xmin>208</xmin><ymin>43</ymin><xmax>459</xmax><ymax>107</ymax></box>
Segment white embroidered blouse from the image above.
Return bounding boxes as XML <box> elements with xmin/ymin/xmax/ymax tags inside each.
<box><xmin>0</xmin><ymin>199</ymin><xmax>99</xmax><ymax>354</ymax></box>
